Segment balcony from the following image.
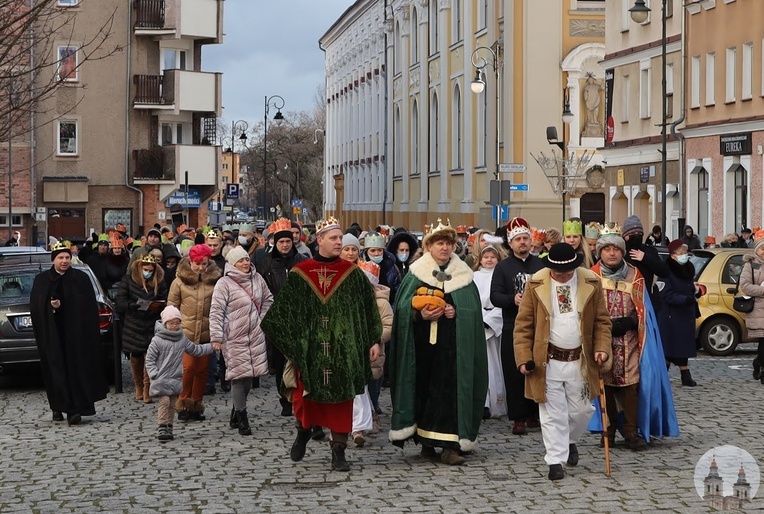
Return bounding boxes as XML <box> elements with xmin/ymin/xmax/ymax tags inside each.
<box><xmin>133</xmin><ymin>147</ymin><xmax>174</xmax><ymax>182</ymax></box>
<box><xmin>133</xmin><ymin>69</ymin><xmax>222</xmax><ymax>116</ymax></box>
<box><xmin>156</xmin><ymin>145</ymin><xmax>221</xmax><ymax>202</ymax></box>
<box><xmin>134</xmin><ymin>0</ymin><xmax>223</xmax><ymax>43</ymax></box>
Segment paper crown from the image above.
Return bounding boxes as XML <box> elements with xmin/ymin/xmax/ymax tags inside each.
<box><xmin>755</xmin><ymin>229</ymin><xmax>764</xmax><ymax>241</ymax></box>
<box><xmin>139</xmin><ymin>254</ymin><xmax>158</xmax><ymax>265</ymax></box>
<box><xmin>357</xmin><ymin>260</ymin><xmax>380</xmax><ymax>278</ymax></box>
<box><xmin>221</xmin><ymin>224</ymin><xmax>233</xmax><ymax>233</ymax></box>
<box><xmin>467</xmin><ymin>233</ymin><xmax>477</xmax><ymax>245</ymax></box>
<box><xmin>97</xmin><ymin>233</ymin><xmax>110</xmax><ymax>244</ymax></box>
<box><xmin>269</xmin><ymin>218</ymin><xmax>292</xmax><ymax>235</ymax></box>
<box><xmin>423</xmin><ymin>218</ymin><xmax>457</xmax><ymax>244</ymax></box>
<box><xmin>585</xmin><ymin>222</ymin><xmax>601</xmax><ymax>240</ymax></box>
<box><xmin>115</xmin><ymin>223</ymin><xmax>127</xmax><ymax>233</ymax></box>
<box><xmin>237</xmin><ymin>223</ymin><xmax>254</xmax><ymax>234</ymax></box>
<box><xmin>316</xmin><ymin>216</ymin><xmax>341</xmax><ymax>235</ymax></box>
<box><xmin>176</xmin><ymin>224</ymin><xmax>189</xmax><ymax>235</ymax></box>
<box><xmin>562</xmin><ymin>220</ymin><xmax>583</xmax><ymax>237</ymax></box>
<box><xmin>203</xmin><ymin>227</ymin><xmax>221</xmax><ymax>240</ymax></box>
<box><xmin>50</xmin><ymin>239</ymin><xmax>72</xmax><ymax>253</ymax></box>
<box><xmin>456</xmin><ymin>224</ymin><xmax>468</xmax><ymax>234</ymax></box>
<box><xmin>507</xmin><ymin>217</ymin><xmax>531</xmax><ymax>241</ymax></box>
<box><xmin>599</xmin><ymin>222</ymin><xmax>623</xmax><ymax>238</ymax></box>
<box><xmin>530</xmin><ymin>228</ymin><xmax>546</xmax><ymax>244</ymax></box>
<box><xmin>109</xmin><ymin>231</ymin><xmax>125</xmax><ymax>248</ymax></box>
<box><xmin>378</xmin><ymin>225</ymin><xmax>391</xmax><ymax>236</ymax></box>
<box><xmin>365</xmin><ymin>232</ymin><xmax>386</xmax><ymax>249</ymax></box>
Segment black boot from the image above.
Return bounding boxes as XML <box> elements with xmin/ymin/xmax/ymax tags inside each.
<box><xmin>330</xmin><ymin>441</ymin><xmax>350</xmax><ymax>472</ymax></box>
<box><xmin>237</xmin><ymin>410</ymin><xmax>252</xmax><ymax>436</ymax></box>
<box><xmin>680</xmin><ymin>369</ymin><xmax>697</xmax><ymax>387</ymax></box>
<box><xmin>290</xmin><ymin>428</ymin><xmax>312</xmax><ymax>462</ymax></box>
<box><xmin>229</xmin><ymin>407</ymin><xmax>238</xmax><ymax>429</ymax></box>
<box><xmin>753</xmin><ymin>358</ymin><xmax>761</xmax><ymax>381</ymax></box>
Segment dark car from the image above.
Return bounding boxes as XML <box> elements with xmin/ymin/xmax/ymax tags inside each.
<box><xmin>0</xmin><ymin>259</ymin><xmax>117</xmax><ymax>379</ymax></box>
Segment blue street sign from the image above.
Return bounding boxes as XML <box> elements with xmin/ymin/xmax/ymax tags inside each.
<box><xmin>491</xmin><ymin>205</ymin><xmax>509</xmax><ymax>221</ymax></box>
<box><xmin>291</xmin><ymin>199</ymin><xmax>303</xmax><ymax>208</ymax></box>
<box><xmin>509</xmin><ymin>183</ymin><xmax>529</xmax><ymax>192</ymax></box>
<box><xmin>166</xmin><ymin>188</ymin><xmax>201</xmax><ymax>207</ymax></box>
<box><xmin>302</xmin><ymin>207</ymin><xmax>308</xmax><ymax>216</ymax></box>
<box><xmin>226</xmin><ymin>183</ymin><xmax>239</xmax><ymax>199</ymax></box>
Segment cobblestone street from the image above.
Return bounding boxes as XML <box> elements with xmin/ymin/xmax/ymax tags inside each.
<box><xmin>1</xmin><ymin>349</ymin><xmax>762</xmax><ymax>512</ymax></box>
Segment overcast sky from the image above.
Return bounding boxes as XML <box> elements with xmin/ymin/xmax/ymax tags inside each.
<box><xmin>204</xmin><ymin>0</ymin><xmax>354</xmax><ymax>130</ymax></box>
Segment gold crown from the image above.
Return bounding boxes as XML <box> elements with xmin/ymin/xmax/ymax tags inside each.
<box><xmin>140</xmin><ymin>254</ymin><xmax>159</xmax><ymax>265</ymax></box>
<box><xmin>50</xmin><ymin>239</ymin><xmax>72</xmax><ymax>252</ymax></box>
<box><xmin>599</xmin><ymin>222</ymin><xmax>622</xmax><ymax>237</ymax></box>
<box><xmin>562</xmin><ymin>220</ymin><xmax>583</xmax><ymax>237</ymax></box>
<box><xmin>269</xmin><ymin>217</ymin><xmax>292</xmax><ymax>234</ymax></box>
<box><xmin>425</xmin><ymin>218</ymin><xmax>452</xmax><ymax>235</ymax></box>
<box><xmin>204</xmin><ymin>228</ymin><xmax>221</xmax><ymax>240</ymax></box>
<box><xmin>316</xmin><ymin>216</ymin><xmax>340</xmax><ymax>234</ymax></box>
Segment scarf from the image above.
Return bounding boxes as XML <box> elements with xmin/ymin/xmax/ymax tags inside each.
<box><xmin>600</xmin><ymin>259</ymin><xmax>629</xmax><ymax>281</ymax></box>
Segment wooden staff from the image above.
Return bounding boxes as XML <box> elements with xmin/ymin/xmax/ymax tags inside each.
<box><xmin>599</xmin><ymin>376</ymin><xmax>611</xmax><ymax>477</ymax></box>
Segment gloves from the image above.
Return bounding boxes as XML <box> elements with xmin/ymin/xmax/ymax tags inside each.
<box><xmin>611</xmin><ymin>316</ymin><xmax>637</xmax><ymax>337</ymax></box>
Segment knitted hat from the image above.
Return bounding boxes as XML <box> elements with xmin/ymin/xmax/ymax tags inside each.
<box><xmin>147</xmin><ymin>228</ymin><xmax>161</xmax><ymax>239</ymax></box>
<box><xmin>342</xmin><ymin>233</ymin><xmax>360</xmax><ymax>251</ymax></box>
<box><xmin>755</xmin><ymin>232</ymin><xmax>764</xmax><ymax>252</ymax></box>
<box><xmin>622</xmin><ymin>215</ymin><xmax>644</xmax><ymax>238</ymax></box>
<box><xmin>188</xmin><ymin>244</ymin><xmax>212</xmax><ymax>263</ymax></box>
<box><xmin>668</xmin><ymin>239</ymin><xmax>687</xmax><ymax>254</ymax></box>
<box><xmin>225</xmin><ymin>246</ymin><xmax>250</xmax><ymax>265</ymax></box>
<box><xmin>160</xmin><ymin>305</ymin><xmax>182</xmax><ymax>325</ymax></box>
<box><xmin>506</xmin><ymin>217</ymin><xmax>531</xmax><ymax>241</ymax></box>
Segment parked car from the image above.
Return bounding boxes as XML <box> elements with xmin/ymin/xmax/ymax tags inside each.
<box><xmin>656</xmin><ymin>247</ymin><xmax>753</xmax><ymax>356</ymax></box>
<box><xmin>0</xmin><ymin>259</ymin><xmax>117</xmax><ymax>380</ymax></box>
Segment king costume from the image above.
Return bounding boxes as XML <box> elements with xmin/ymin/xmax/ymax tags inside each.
<box><xmin>261</xmin><ymin>254</ymin><xmax>382</xmax><ymax>435</ymax></box>
<box><xmin>389</xmin><ymin>250</ymin><xmax>488</xmax><ymax>452</ymax></box>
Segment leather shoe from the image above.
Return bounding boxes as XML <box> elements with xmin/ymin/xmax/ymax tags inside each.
<box><xmin>67</xmin><ymin>413</ymin><xmax>82</xmax><ymax>426</ymax></box>
<box><xmin>52</xmin><ymin>411</ymin><xmax>64</xmax><ymax>422</ymax></box>
<box><xmin>440</xmin><ymin>448</ymin><xmax>465</xmax><ymax>466</ymax></box>
<box><xmin>753</xmin><ymin>358</ymin><xmax>761</xmax><ymax>380</ymax></box>
<box><xmin>567</xmin><ymin>444</ymin><xmax>579</xmax><ymax>466</ymax></box>
<box><xmin>548</xmin><ymin>464</ymin><xmax>565</xmax><ymax>480</ymax></box>
<box><xmin>511</xmin><ymin>420</ymin><xmax>527</xmax><ymax>435</ymax></box>
<box><xmin>310</xmin><ymin>426</ymin><xmax>326</xmax><ymax>441</ymax></box>
<box><xmin>483</xmin><ymin>407</ymin><xmax>491</xmax><ymax>420</ymax></box>
<box><xmin>526</xmin><ymin>418</ymin><xmax>540</xmax><ymax>430</ymax></box>
<box><xmin>420</xmin><ymin>445</ymin><xmax>437</xmax><ymax>459</ymax></box>
<box><xmin>177</xmin><ymin>410</ymin><xmax>190</xmax><ymax>422</ymax></box>
<box><xmin>625</xmin><ymin>435</ymin><xmax>647</xmax><ymax>451</ymax></box>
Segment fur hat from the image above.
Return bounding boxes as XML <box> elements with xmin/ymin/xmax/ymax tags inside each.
<box><xmin>596</xmin><ymin>233</ymin><xmax>626</xmax><ymax>256</ymax></box>
<box><xmin>160</xmin><ymin>305</ymin><xmax>182</xmax><ymax>325</ymax></box>
<box><xmin>225</xmin><ymin>246</ymin><xmax>250</xmax><ymax>265</ymax></box>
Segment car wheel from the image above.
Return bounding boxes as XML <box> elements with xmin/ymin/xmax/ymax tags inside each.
<box><xmin>700</xmin><ymin>317</ymin><xmax>739</xmax><ymax>356</ymax></box>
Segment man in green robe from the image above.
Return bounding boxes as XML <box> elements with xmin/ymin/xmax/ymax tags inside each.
<box><xmin>389</xmin><ymin>219</ymin><xmax>488</xmax><ymax>465</ymax></box>
<box><xmin>261</xmin><ymin>217</ymin><xmax>382</xmax><ymax>472</ymax></box>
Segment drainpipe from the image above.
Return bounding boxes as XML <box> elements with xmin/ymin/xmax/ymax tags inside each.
<box><xmin>124</xmin><ymin>4</ymin><xmax>143</xmax><ymax>232</ymax></box>
<box><xmin>318</xmin><ymin>40</ymin><xmax>328</xmax><ymax>219</ymax></box>
<box><xmin>29</xmin><ymin>0</ymin><xmax>36</xmax><ymax>245</ymax></box>
<box><xmin>382</xmin><ymin>0</ymin><xmax>389</xmax><ymax>226</ymax></box>
<box><xmin>670</xmin><ymin>2</ymin><xmax>688</xmax><ymax>228</ymax></box>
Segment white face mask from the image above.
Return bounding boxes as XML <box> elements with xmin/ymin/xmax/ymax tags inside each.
<box><xmin>238</xmin><ymin>236</ymin><xmax>249</xmax><ymax>245</ymax></box>
<box><xmin>676</xmin><ymin>254</ymin><xmax>690</xmax><ymax>265</ymax></box>
<box><xmin>397</xmin><ymin>253</ymin><xmax>409</xmax><ymax>263</ymax></box>
<box><xmin>369</xmin><ymin>255</ymin><xmax>383</xmax><ymax>264</ymax></box>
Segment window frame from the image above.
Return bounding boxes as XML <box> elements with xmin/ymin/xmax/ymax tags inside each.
<box><xmin>57</xmin><ymin>45</ymin><xmax>78</xmax><ymax>82</ymax></box>
<box><xmin>57</xmin><ymin>119</ymin><xmax>78</xmax><ymax>156</ymax></box>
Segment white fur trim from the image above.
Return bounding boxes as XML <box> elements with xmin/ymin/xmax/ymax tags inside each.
<box><xmin>459</xmin><ymin>437</ymin><xmax>477</xmax><ymax>452</ymax></box>
<box><xmin>389</xmin><ymin>424</ymin><xmax>417</xmax><ymax>442</ymax></box>
<box><xmin>408</xmin><ymin>252</ymin><xmax>474</xmax><ymax>293</ymax></box>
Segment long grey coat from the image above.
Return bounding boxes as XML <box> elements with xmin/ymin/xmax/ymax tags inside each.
<box><xmin>145</xmin><ymin>322</ymin><xmax>214</xmax><ymax>397</ymax></box>
<box><xmin>740</xmin><ymin>254</ymin><xmax>764</xmax><ymax>336</ymax></box>
<box><xmin>209</xmin><ymin>264</ymin><xmax>274</xmax><ymax>381</ymax></box>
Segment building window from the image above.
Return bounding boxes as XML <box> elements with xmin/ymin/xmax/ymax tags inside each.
<box><xmin>478</xmin><ymin>0</ymin><xmax>488</xmax><ymax>30</ymax></box>
<box><xmin>161</xmin><ymin>49</ymin><xmax>187</xmax><ymax>71</ymax></box>
<box><xmin>411</xmin><ymin>100</ymin><xmax>419</xmax><ymax>174</ymax></box>
<box><xmin>742</xmin><ymin>42</ymin><xmax>753</xmax><ymax>100</ymax></box>
<box><xmin>620</xmin><ymin>0</ymin><xmax>630</xmax><ymax>31</ymax></box>
<box><xmin>394</xmin><ymin>106</ymin><xmax>402</xmax><ymax>177</ymax></box>
<box><xmin>57</xmin><ymin>46</ymin><xmax>78</xmax><ymax>81</ymax></box>
<box><xmin>58</xmin><ymin>0</ymin><xmax>79</xmax><ymax>5</ymax></box>
<box><xmin>429</xmin><ymin>2</ymin><xmax>438</xmax><ymax>55</ymax></box>
<box><xmin>639</xmin><ymin>66</ymin><xmax>651</xmax><ymax>119</ymax></box>
<box><xmin>690</xmin><ymin>56</ymin><xmax>700</xmax><ymax>108</ymax></box>
<box><xmin>733</xmin><ymin>165</ymin><xmax>747</xmax><ymax>230</ymax></box>
<box><xmin>57</xmin><ymin>120</ymin><xmax>78</xmax><ymax>155</ymax></box>
<box><xmin>726</xmin><ymin>46</ymin><xmax>736</xmax><ymax>103</ymax></box>
<box><xmin>621</xmin><ymin>74</ymin><xmax>631</xmax><ymax>121</ymax></box>
<box><xmin>411</xmin><ymin>7</ymin><xmax>419</xmax><ymax>64</ymax></box>
<box><xmin>103</xmin><ymin>209</ymin><xmax>131</xmax><ymax>235</ymax></box>
<box><xmin>222</xmin><ymin>176</ymin><xmax>229</xmax><ymax>184</ymax></box>
<box><xmin>0</xmin><ymin>215</ymin><xmax>22</xmax><ymax>227</ymax></box>
<box><xmin>705</xmin><ymin>52</ymin><xmax>715</xmax><ymax>106</ymax></box>
<box><xmin>697</xmin><ymin>168</ymin><xmax>708</xmax><ymax>239</ymax></box>
<box><xmin>666</xmin><ymin>63</ymin><xmax>674</xmax><ymax>118</ymax></box>
<box><xmin>477</xmin><ymin>89</ymin><xmax>486</xmax><ymax>167</ymax></box>
<box><xmin>453</xmin><ymin>0</ymin><xmax>462</xmax><ymax>43</ymax></box>
<box><xmin>430</xmin><ymin>93</ymin><xmax>439</xmax><ymax>172</ymax></box>
<box><xmin>394</xmin><ymin>22</ymin><xmax>401</xmax><ymax>74</ymax></box>
<box><xmin>452</xmin><ymin>84</ymin><xmax>462</xmax><ymax>169</ymax></box>
<box><xmin>222</xmin><ymin>163</ymin><xmax>228</xmax><ymax>170</ymax></box>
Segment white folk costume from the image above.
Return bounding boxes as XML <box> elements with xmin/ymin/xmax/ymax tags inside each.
<box><xmin>473</xmin><ymin>265</ymin><xmax>506</xmax><ymax>418</ymax></box>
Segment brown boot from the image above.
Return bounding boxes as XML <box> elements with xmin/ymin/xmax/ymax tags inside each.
<box><xmin>129</xmin><ymin>354</ymin><xmax>144</xmax><ymax>400</ymax></box>
<box><xmin>441</xmin><ymin>448</ymin><xmax>466</xmax><ymax>466</ymax></box>
<box><xmin>142</xmin><ymin>363</ymin><xmax>153</xmax><ymax>403</ymax></box>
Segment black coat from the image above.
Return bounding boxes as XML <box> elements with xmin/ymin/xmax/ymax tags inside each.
<box><xmin>387</xmin><ymin>231</ymin><xmax>419</xmax><ymax>277</ymax></box>
<box><xmin>116</xmin><ymin>263</ymin><xmax>168</xmax><ymax>354</ymax></box>
<box><xmin>657</xmin><ymin>258</ymin><xmax>699</xmax><ymax>359</ymax></box>
<box><xmin>29</xmin><ymin>266</ymin><xmax>108</xmax><ymax>414</ymax></box>
<box><xmin>85</xmin><ymin>253</ymin><xmax>111</xmax><ymax>291</ymax></box>
<box><xmin>490</xmin><ymin>253</ymin><xmax>544</xmax><ymax>331</ymax></box>
<box><xmin>255</xmin><ymin>245</ymin><xmax>306</xmax><ymax>297</ymax></box>
<box><xmin>624</xmin><ymin>242</ymin><xmax>669</xmax><ymax>312</ymax></box>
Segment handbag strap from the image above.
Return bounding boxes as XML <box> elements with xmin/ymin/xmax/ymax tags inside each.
<box><xmin>231</xmin><ymin>278</ymin><xmax>261</xmax><ymax>313</ymax></box>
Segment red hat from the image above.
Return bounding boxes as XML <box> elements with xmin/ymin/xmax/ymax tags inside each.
<box><xmin>667</xmin><ymin>239</ymin><xmax>687</xmax><ymax>254</ymax></box>
<box><xmin>188</xmin><ymin>244</ymin><xmax>213</xmax><ymax>263</ymax></box>
<box><xmin>506</xmin><ymin>217</ymin><xmax>531</xmax><ymax>241</ymax></box>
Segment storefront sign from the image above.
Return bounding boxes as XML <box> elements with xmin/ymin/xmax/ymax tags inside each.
<box><xmin>720</xmin><ymin>133</ymin><xmax>751</xmax><ymax>156</ymax></box>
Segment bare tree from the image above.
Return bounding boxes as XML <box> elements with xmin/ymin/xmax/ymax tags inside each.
<box><xmin>0</xmin><ymin>0</ymin><xmax>122</xmax><ymax>141</ymax></box>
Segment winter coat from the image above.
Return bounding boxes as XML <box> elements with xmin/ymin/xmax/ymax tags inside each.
<box><xmin>116</xmin><ymin>261</ymin><xmax>168</xmax><ymax>354</ymax></box>
<box><xmin>361</xmin><ymin>249</ymin><xmax>402</xmax><ymax>306</ymax></box>
<box><xmin>254</xmin><ymin>245</ymin><xmax>306</xmax><ymax>296</ymax></box>
<box><xmin>624</xmin><ymin>241</ymin><xmax>669</xmax><ymax>312</ymax></box>
<box><xmin>209</xmin><ymin>264</ymin><xmax>274</xmax><ymax>381</ymax></box>
<box><xmin>739</xmin><ymin>254</ymin><xmax>764</xmax><ymax>335</ymax></box>
<box><xmin>294</xmin><ymin>242</ymin><xmax>312</xmax><ymax>259</ymax></box>
<box><xmin>145</xmin><ymin>321</ymin><xmax>214</xmax><ymax>397</ymax></box>
<box><xmin>513</xmin><ymin>268</ymin><xmax>612</xmax><ymax>403</ymax></box>
<box><xmin>490</xmin><ymin>252</ymin><xmax>545</xmax><ymax>332</ymax></box>
<box><xmin>371</xmin><ymin>284</ymin><xmax>393</xmax><ymax>380</ymax></box>
<box><xmin>681</xmin><ymin>225</ymin><xmax>702</xmax><ymax>251</ymax></box>
<box><xmin>105</xmin><ymin>253</ymin><xmax>130</xmax><ymax>288</ymax></box>
<box><xmin>386</xmin><ymin>231</ymin><xmax>419</xmax><ymax>277</ymax></box>
<box><xmin>85</xmin><ymin>253</ymin><xmax>111</xmax><ymax>291</ymax></box>
<box><xmin>656</xmin><ymin>258</ymin><xmax>699</xmax><ymax>359</ymax></box>
<box><xmin>167</xmin><ymin>257</ymin><xmax>222</xmax><ymax>344</ymax></box>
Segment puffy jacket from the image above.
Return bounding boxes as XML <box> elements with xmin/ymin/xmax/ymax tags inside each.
<box><xmin>740</xmin><ymin>254</ymin><xmax>764</xmax><ymax>332</ymax></box>
<box><xmin>209</xmin><ymin>263</ymin><xmax>274</xmax><ymax>381</ymax></box>
<box><xmin>361</xmin><ymin>249</ymin><xmax>402</xmax><ymax>306</ymax></box>
<box><xmin>116</xmin><ymin>260</ymin><xmax>168</xmax><ymax>354</ymax></box>
<box><xmin>386</xmin><ymin>231</ymin><xmax>419</xmax><ymax>277</ymax></box>
<box><xmin>372</xmin><ymin>284</ymin><xmax>393</xmax><ymax>380</ymax></box>
<box><xmin>145</xmin><ymin>321</ymin><xmax>214</xmax><ymax>396</ymax></box>
<box><xmin>255</xmin><ymin>245</ymin><xmax>306</xmax><ymax>296</ymax></box>
<box><xmin>167</xmin><ymin>257</ymin><xmax>222</xmax><ymax>344</ymax></box>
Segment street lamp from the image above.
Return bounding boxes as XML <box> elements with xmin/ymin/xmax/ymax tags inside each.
<box><xmin>263</xmin><ymin>95</ymin><xmax>285</xmax><ymax>221</ymax></box>
<box><xmin>630</xmin><ymin>0</ymin><xmax>668</xmax><ymax>240</ymax></box>
<box><xmin>471</xmin><ymin>41</ymin><xmax>503</xmax><ymax>229</ymax></box>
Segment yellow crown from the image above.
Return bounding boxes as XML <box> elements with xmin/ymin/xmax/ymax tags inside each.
<box><xmin>563</xmin><ymin>219</ymin><xmax>583</xmax><ymax>237</ymax></box>
<box><xmin>316</xmin><ymin>216</ymin><xmax>340</xmax><ymax>234</ymax></box>
<box><xmin>599</xmin><ymin>222</ymin><xmax>623</xmax><ymax>238</ymax></box>
<box><xmin>426</xmin><ymin>217</ymin><xmax>452</xmax><ymax>235</ymax></box>
<box><xmin>140</xmin><ymin>254</ymin><xmax>159</xmax><ymax>265</ymax></box>
<box><xmin>269</xmin><ymin>217</ymin><xmax>292</xmax><ymax>234</ymax></box>
<box><xmin>50</xmin><ymin>239</ymin><xmax>72</xmax><ymax>252</ymax></box>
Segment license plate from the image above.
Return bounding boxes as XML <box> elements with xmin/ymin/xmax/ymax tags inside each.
<box><xmin>17</xmin><ymin>316</ymin><xmax>33</xmax><ymax>329</ymax></box>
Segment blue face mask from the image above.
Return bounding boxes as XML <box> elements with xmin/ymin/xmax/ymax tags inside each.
<box><xmin>142</xmin><ymin>270</ymin><xmax>154</xmax><ymax>279</ymax></box>
<box><xmin>369</xmin><ymin>255</ymin><xmax>383</xmax><ymax>265</ymax></box>
<box><xmin>676</xmin><ymin>254</ymin><xmax>690</xmax><ymax>265</ymax></box>
<box><xmin>397</xmin><ymin>253</ymin><xmax>409</xmax><ymax>262</ymax></box>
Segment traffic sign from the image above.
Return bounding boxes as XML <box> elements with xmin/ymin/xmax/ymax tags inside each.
<box><xmin>302</xmin><ymin>207</ymin><xmax>308</xmax><ymax>217</ymax></box>
<box><xmin>291</xmin><ymin>199</ymin><xmax>303</xmax><ymax>208</ymax></box>
<box><xmin>491</xmin><ymin>205</ymin><xmax>510</xmax><ymax>221</ymax></box>
<box><xmin>226</xmin><ymin>183</ymin><xmax>239</xmax><ymax>199</ymax></box>
<box><xmin>292</xmin><ymin>207</ymin><xmax>300</xmax><ymax>215</ymax></box>
<box><xmin>509</xmin><ymin>183</ymin><xmax>529</xmax><ymax>192</ymax></box>
<box><xmin>499</xmin><ymin>163</ymin><xmax>527</xmax><ymax>173</ymax></box>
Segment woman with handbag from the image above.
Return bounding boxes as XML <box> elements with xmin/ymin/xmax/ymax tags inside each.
<box><xmin>738</xmin><ymin>233</ymin><xmax>764</xmax><ymax>384</ymax></box>
<box><xmin>656</xmin><ymin>240</ymin><xmax>702</xmax><ymax>386</ymax></box>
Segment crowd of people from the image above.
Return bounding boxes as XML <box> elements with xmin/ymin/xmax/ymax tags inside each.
<box><xmin>38</xmin><ymin>210</ymin><xmax>764</xmax><ymax>481</ymax></box>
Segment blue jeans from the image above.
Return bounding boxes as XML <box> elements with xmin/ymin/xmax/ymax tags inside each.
<box><xmin>368</xmin><ymin>377</ymin><xmax>383</xmax><ymax>414</ymax></box>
